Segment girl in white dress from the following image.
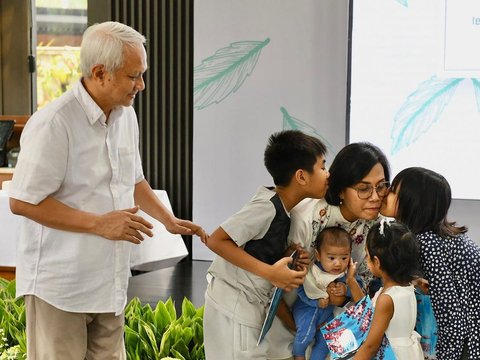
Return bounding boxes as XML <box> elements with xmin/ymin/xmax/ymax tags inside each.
<box><xmin>353</xmin><ymin>220</ymin><xmax>424</xmax><ymax>360</ymax></box>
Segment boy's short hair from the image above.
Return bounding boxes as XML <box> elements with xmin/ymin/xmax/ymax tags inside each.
<box><xmin>314</xmin><ymin>226</ymin><xmax>352</xmax><ymax>250</ymax></box>
<box><xmin>264</xmin><ymin>130</ymin><xmax>327</xmax><ymax>186</ymax></box>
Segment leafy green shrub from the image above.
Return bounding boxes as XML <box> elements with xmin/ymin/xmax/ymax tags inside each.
<box><xmin>0</xmin><ymin>279</ymin><xmax>205</xmax><ymax>360</ymax></box>
<box><xmin>124</xmin><ymin>297</ymin><xmax>205</xmax><ymax>360</ymax></box>
<box><xmin>0</xmin><ymin>279</ymin><xmax>26</xmax><ymax>359</ymax></box>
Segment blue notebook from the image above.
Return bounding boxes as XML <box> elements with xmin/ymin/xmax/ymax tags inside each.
<box><xmin>257</xmin><ymin>250</ymin><xmax>299</xmax><ymax>345</ymax></box>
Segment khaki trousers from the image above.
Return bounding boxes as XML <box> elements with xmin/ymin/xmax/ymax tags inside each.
<box><xmin>25</xmin><ymin>295</ymin><xmax>126</xmax><ymax>360</ymax></box>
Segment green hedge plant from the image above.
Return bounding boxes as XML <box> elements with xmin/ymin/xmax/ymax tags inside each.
<box><xmin>124</xmin><ymin>296</ymin><xmax>205</xmax><ymax>360</ymax></box>
<box><xmin>0</xmin><ymin>279</ymin><xmax>26</xmax><ymax>359</ymax></box>
<box><xmin>0</xmin><ymin>279</ymin><xmax>205</xmax><ymax>360</ymax></box>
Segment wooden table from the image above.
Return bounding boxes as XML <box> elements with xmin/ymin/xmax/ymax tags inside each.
<box><xmin>0</xmin><ymin>266</ymin><xmax>15</xmax><ymax>280</ymax></box>
<box><xmin>0</xmin><ymin>168</ymin><xmax>14</xmax><ymax>188</ymax></box>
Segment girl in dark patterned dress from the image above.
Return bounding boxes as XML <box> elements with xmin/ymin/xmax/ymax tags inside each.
<box><xmin>381</xmin><ymin>167</ymin><xmax>480</xmax><ymax>360</ymax></box>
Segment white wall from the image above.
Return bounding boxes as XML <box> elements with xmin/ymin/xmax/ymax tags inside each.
<box><xmin>450</xmin><ymin>199</ymin><xmax>480</xmax><ymax>241</ymax></box>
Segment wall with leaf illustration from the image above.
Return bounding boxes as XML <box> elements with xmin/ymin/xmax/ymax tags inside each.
<box><xmin>349</xmin><ymin>0</ymin><xmax>479</xmax><ymax>242</ymax></box>
<box><xmin>192</xmin><ymin>0</ymin><xmax>479</xmax><ymax>260</ymax></box>
<box><xmin>192</xmin><ymin>0</ymin><xmax>349</xmax><ymax>260</ymax></box>
<box><xmin>350</xmin><ymin>0</ymin><xmax>480</xmax><ymax>199</ymax></box>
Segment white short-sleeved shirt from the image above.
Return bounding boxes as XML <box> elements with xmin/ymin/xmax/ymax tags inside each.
<box><xmin>9</xmin><ymin>80</ymin><xmax>144</xmax><ymax>315</ymax></box>
<box><xmin>206</xmin><ymin>186</ymin><xmax>289</xmax><ymax>328</ymax></box>
<box><xmin>379</xmin><ymin>285</ymin><xmax>423</xmax><ymax>360</ymax></box>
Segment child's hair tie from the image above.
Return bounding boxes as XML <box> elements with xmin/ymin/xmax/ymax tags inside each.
<box><xmin>379</xmin><ymin>218</ymin><xmax>391</xmax><ymax>235</ymax></box>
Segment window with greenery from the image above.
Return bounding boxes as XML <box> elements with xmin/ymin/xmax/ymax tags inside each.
<box><xmin>36</xmin><ymin>0</ymin><xmax>87</xmax><ymax>109</ymax></box>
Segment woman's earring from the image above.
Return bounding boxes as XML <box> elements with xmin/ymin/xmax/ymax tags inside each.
<box><xmin>339</xmin><ymin>200</ymin><xmax>343</xmax><ymax>205</ymax></box>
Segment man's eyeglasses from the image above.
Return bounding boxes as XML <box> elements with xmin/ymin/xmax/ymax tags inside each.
<box><xmin>350</xmin><ymin>181</ymin><xmax>390</xmax><ymax>199</ymax></box>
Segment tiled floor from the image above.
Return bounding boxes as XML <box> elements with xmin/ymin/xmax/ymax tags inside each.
<box><xmin>127</xmin><ymin>260</ymin><xmax>211</xmax><ymax>314</ymax></box>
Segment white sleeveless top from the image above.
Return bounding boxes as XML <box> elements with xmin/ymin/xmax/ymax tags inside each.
<box><xmin>377</xmin><ymin>285</ymin><xmax>424</xmax><ymax>360</ymax></box>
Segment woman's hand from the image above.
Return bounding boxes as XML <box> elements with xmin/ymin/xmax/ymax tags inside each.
<box><xmin>413</xmin><ymin>277</ymin><xmax>429</xmax><ymax>294</ymax></box>
<box><xmin>285</xmin><ymin>243</ymin><xmax>310</xmax><ymax>271</ymax></box>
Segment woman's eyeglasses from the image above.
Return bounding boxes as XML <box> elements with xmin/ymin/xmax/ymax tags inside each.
<box><xmin>350</xmin><ymin>181</ymin><xmax>390</xmax><ymax>199</ymax></box>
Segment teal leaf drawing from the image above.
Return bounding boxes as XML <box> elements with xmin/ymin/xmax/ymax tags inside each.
<box><xmin>471</xmin><ymin>79</ymin><xmax>480</xmax><ymax>112</ymax></box>
<box><xmin>391</xmin><ymin>77</ymin><xmax>464</xmax><ymax>155</ymax></box>
<box><xmin>395</xmin><ymin>0</ymin><xmax>408</xmax><ymax>7</ymax></box>
<box><xmin>281</xmin><ymin>107</ymin><xmax>335</xmax><ymax>156</ymax></box>
<box><xmin>194</xmin><ymin>39</ymin><xmax>270</xmax><ymax>110</ymax></box>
